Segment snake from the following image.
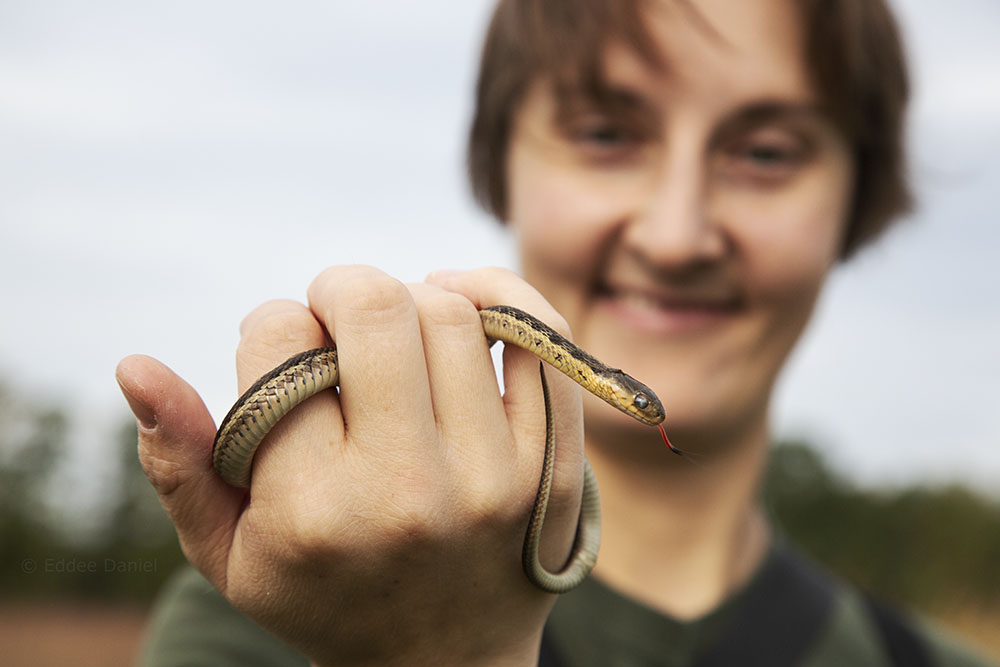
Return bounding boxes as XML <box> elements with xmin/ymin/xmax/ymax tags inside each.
<box><xmin>212</xmin><ymin>304</ymin><xmax>669</xmax><ymax>594</ymax></box>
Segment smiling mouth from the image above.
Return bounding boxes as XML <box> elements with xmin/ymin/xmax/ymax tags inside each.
<box><xmin>595</xmin><ymin>283</ymin><xmax>743</xmax><ymax>332</ymax></box>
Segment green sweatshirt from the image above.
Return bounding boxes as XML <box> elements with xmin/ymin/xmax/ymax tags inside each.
<box><xmin>139</xmin><ymin>543</ymin><xmax>995</xmax><ymax>667</ymax></box>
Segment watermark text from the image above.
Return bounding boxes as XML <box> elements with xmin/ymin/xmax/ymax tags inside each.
<box><xmin>20</xmin><ymin>557</ymin><xmax>158</xmax><ymax>575</ymax></box>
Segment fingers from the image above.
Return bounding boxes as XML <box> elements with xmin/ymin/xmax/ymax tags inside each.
<box><xmin>234</xmin><ymin>299</ymin><xmax>343</xmax><ymax>494</ymax></box>
<box><xmin>237</xmin><ymin>298</ymin><xmax>330</xmax><ymax>390</ymax></box>
<box><xmin>115</xmin><ymin>354</ymin><xmax>244</xmax><ymax>590</ymax></box>
<box><xmin>306</xmin><ymin>266</ymin><xmax>439</xmax><ymax>454</ymax></box>
<box><xmin>425</xmin><ymin>268</ymin><xmax>566</xmax><ymax>325</ymax></box>
<box><xmin>405</xmin><ymin>282</ymin><xmax>512</xmax><ymax>469</ymax></box>
<box><xmin>127</xmin><ymin>264</ymin><xmax>585</xmax><ymax>598</ymax></box>
<box><xmin>119</xmin><ymin>265</ymin><xmax>586</xmax><ymax>660</ymax></box>
<box><xmin>426</xmin><ymin>267</ymin><xmax>584</xmax><ymax>465</ymax></box>
<box><xmin>425</xmin><ymin>268</ymin><xmax>586</xmax><ymax>572</ymax></box>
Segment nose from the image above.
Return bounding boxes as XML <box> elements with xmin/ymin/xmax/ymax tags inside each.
<box><xmin>622</xmin><ymin>133</ymin><xmax>726</xmax><ymax>268</ymax></box>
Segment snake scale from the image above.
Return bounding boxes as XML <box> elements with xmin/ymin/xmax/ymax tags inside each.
<box><xmin>212</xmin><ymin>304</ymin><xmax>668</xmax><ymax>594</ymax></box>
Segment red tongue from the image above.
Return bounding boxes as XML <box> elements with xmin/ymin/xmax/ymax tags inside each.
<box><xmin>658</xmin><ymin>424</ymin><xmax>684</xmax><ymax>456</ymax></box>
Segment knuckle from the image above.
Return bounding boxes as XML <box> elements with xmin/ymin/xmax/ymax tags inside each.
<box><xmin>309</xmin><ymin>264</ymin><xmax>376</xmax><ymax>292</ymax></box>
<box><xmin>476</xmin><ymin>265</ymin><xmax>520</xmax><ymax>285</ymax></box>
<box><xmin>244</xmin><ymin>306</ymin><xmax>314</xmax><ymax>342</ymax></box>
<box><xmin>138</xmin><ymin>448</ymin><xmax>186</xmax><ymax>499</ymax></box>
<box><xmin>224</xmin><ymin>581</ymin><xmax>259</xmax><ymax>617</ymax></box>
<box><xmin>237</xmin><ymin>307</ymin><xmax>319</xmax><ymax>360</ymax></box>
<box><xmin>417</xmin><ymin>290</ymin><xmax>479</xmax><ymax>329</ymax></box>
<box><xmin>278</xmin><ymin>505</ymin><xmax>344</xmax><ymax>562</ymax></box>
<box><xmin>238</xmin><ymin>299</ymin><xmax>303</xmax><ymax>336</ymax></box>
<box><xmin>451</xmin><ymin>458</ymin><xmax>533</xmax><ymax>532</ymax></box>
<box><xmin>479</xmin><ymin>265</ymin><xmax>518</xmax><ymax>278</ymax></box>
<box><xmin>335</xmin><ymin>270</ymin><xmax>413</xmax><ymax>321</ymax></box>
<box><xmin>276</xmin><ymin>484</ymin><xmax>444</xmax><ymax>563</ymax></box>
<box><xmin>224</xmin><ymin>566</ymin><xmax>285</xmax><ymax>617</ymax></box>
<box><xmin>375</xmin><ymin>507</ymin><xmax>440</xmax><ymax>550</ymax></box>
<box><xmin>464</xmin><ymin>478</ymin><xmax>528</xmax><ymax>534</ymax></box>
<box><xmin>359</xmin><ymin>472</ymin><xmax>446</xmax><ymax>549</ymax></box>
<box><xmin>308</xmin><ymin>264</ymin><xmax>382</xmax><ymax>312</ymax></box>
<box><xmin>465</xmin><ymin>267</ymin><xmax>573</xmax><ymax>339</ymax></box>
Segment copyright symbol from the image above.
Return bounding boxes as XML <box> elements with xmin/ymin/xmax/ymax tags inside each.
<box><xmin>21</xmin><ymin>558</ymin><xmax>36</xmax><ymax>574</ymax></box>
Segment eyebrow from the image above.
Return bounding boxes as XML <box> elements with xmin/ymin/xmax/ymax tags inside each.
<box><xmin>550</xmin><ymin>82</ymin><xmax>661</xmax><ymax>136</ymax></box>
<box><xmin>730</xmin><ymin>100</ymin><xmax>825</xmax><ymax>124</ymax></box>
<box><xmin>704</xmin><ymin>100</ymin><xmax>835</xmax><ymax>153</ymax></box>
<box><xmin>553</xmin><ymin>83</ymin><xmax>648</xmax><ymax>116</ymax></box>
<box><xmin>713</xmin><ymin>101</ymin><xmax>828</xmax><ymax>137</ymax></box>
<box><xmin>551</xmin><ymin>81</ymin><xmax>833</xmax><ymax>148</ymax></box>
<box><xmin>557</xmin><ymin>79</ymin><xmax>824</xmax><ymax>121</ymax></box>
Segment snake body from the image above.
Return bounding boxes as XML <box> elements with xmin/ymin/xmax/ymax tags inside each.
<box><xmin>213</xmin><ymin>305</ymin><xmax>666</xmax><ymax>594</ymax></box>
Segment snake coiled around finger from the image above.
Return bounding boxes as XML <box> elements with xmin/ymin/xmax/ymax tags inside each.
<box><xmin>212</xmin><ymin>305</ymin><xmax>666</xmax><ymax>594</ymax></box>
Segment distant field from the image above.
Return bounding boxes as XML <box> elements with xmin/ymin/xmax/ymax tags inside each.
<box><xmin>931</xmin><ymin>603</ymin><xmax>1000</xmax><ymax>663</ymax></box>
<box><xmin>0</xmin><ymin>601</ymin><xmax>996</xmax><ymax>665</ymax></box>
<box><xmin>0</xmin><ymin>603</ymin><xmax>146</xmax><ymax>667</ymax></box>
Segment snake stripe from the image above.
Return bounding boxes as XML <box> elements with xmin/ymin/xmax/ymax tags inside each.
<box><xmin>479</xmin><ymin>306</ymin><xmax>664</xmax><ymax>425</ymax></box>
<box><xmin>212</xmin><ymin>306</ymin><xmax>665</xmax><ymax>593</ymax></box>
<box><xmin>213</xmin><ymin>347</ymin><xmax>339</xmax><ymax>487</ymax></box>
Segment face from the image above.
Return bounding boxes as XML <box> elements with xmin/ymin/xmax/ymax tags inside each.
<box><xmin>505</xmin><ymin>0</ymin><xmax>853</xmax><ymax>450</ymax></box>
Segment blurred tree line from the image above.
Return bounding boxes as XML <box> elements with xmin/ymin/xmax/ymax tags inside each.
<box><xmin>1</xmin><ymin>383</ymin><xmax>998</xmax><ymax>613</ymax></box>
<box><xmin>0</xmin><ymin>383</ymin><xmax>184</xmax><ymax>602</ymax></box>
<box><xmin>763</xmin><ymin>440</ymin><xmax>1000</xmax><ymax>611</ymax></box>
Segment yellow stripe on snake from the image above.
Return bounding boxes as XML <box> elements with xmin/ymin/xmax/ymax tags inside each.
<box><xmin>212</xmin><ymin>305</ymin><xmax>669</xmax><ymax>594</ymax></box>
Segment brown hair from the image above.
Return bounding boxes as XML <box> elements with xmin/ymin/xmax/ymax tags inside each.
<box><xmin>467</xmin><ymin>0</ymin><xmax>912</xmax><ymax>259</ymax></box>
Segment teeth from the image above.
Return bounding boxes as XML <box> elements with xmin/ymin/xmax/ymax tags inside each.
<box><xmin>620</xmin><ymin>291</ymin><xmax>664</xmax><ymax>311</ymax></box>
<box><xmin>612</xmin><ymin>287</ymin><xmax>731</xmax><ymax>312</ymax></box>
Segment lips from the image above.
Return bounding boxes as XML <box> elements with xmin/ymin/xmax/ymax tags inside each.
<box><xmin>594</xmin><ymin>282</ymin><xmax>742</xmax><ymax>334</ymax></box>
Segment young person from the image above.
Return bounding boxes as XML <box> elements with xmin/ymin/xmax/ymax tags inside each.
<box><xmin>117</xmin><ymin>1</ymin><xmax>994</xmax><ymax>664</ymax></box>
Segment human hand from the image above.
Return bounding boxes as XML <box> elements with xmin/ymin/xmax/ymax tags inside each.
<box><xmin>115</xmin><ymin>266</ymin><xmax>586</xmax><ymax>666</ymax></box>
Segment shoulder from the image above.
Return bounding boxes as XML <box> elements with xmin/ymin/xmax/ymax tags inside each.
<box><xmin>914</xmin><ymin>615</ymin><xmax>999</xmax><ymax>667</ymax></box>
<box><xmin>803</xmin><ymin>569</ymin><xmax>996</xmax><ymax>667</ymax></box>
<box><xmin>138</xmin><ymin>566</ymin><xmax>308</xmax><ymax>667</ymax></box>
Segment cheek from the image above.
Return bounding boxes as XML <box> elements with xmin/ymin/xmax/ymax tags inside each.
<box><xmin>507</xmin><ymin>144</ymin><xmax>631</xmax><ymax>284</ymax></box>
<box><xmin>734</xmin><ymin>169</ymin><xmax>849</xmax><ymax>340</ymax></box>
<box><xmin>754</xmin><ymin>215</ymin><xmax>837</xmax><ymax>302</ymax></box>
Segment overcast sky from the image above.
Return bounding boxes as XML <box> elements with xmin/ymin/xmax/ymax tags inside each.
<box><xmin>1</xmin><ymin>1</ymin><xmax>997</xmax><ymax>503</ymax></box>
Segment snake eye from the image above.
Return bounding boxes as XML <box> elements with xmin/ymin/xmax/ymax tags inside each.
<box><xmin>633</xmin><ymin>394</ymin><xmax>649</xmax><ymax>410</ymax></box>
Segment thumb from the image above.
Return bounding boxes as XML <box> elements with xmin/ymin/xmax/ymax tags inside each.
<box><xmin>115</xmin><ymin>354</ymin><xmax>243</xmax><ymax>591</ymax></box>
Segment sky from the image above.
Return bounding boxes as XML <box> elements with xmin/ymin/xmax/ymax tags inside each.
<box><xmin>1</xmin><ymin>0</ymin><xmax>998</xmax><ymax>506</ymax></box>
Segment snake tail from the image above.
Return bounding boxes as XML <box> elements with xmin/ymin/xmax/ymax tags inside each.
<box><xmin>521</xmin><ymin>363</ymin><xmax>601</xmax><ymax>593</ymax></box>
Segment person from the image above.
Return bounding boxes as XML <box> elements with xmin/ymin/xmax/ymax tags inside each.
<box><xmin>115</xmin><ymin>0</ymin><xmax>995</xmax><ymax>665</ymax></box>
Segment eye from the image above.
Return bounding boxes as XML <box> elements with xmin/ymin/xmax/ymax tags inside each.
<box><xmin>574</xmin><ymin>122</ymin><xmax>631</xmax><ymax>146</ymax></box>
<box><xmin>745</xmin><ymin>145</ymin><xmax>796</xmax><ymax>165</ymax></box>
<box><xmin>719</xmin><ymin>127</ymin><xmax>812</xmax><ymax>184</ymax></box>
<box><xmin>569</xmin><ymin>120</ymin><xmax>642</xmax><ymax>162</ymax></box>
<box><xmin>560</xmin><ymin>109</ymin><xmax>651</xmax><ymax>165</ymax></box>
<box><xmin>731</xmin><ymin>141</ymin><xmax>803</xmax><ymax>171</ymax></box>
<box><xmin>633</xmin><ymin>394</ymin><xmax>649</xmax><ymax>410</ymax></box>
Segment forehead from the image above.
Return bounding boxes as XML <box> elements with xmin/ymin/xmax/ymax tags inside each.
<box><xmin>555</xmin><ymin>0</ymin><xmax>816</xmax><ymax>109</ymax></box>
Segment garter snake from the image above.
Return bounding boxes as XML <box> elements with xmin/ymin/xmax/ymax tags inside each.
<box><xmin>212</xmin><ymin>304</ymin><xmax>668</xmax><ymax>594</ymax></box>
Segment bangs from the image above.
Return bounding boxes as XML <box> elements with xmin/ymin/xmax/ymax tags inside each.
<box><xmin>468</xmin><ymin>0</ymin><xmax>660</xmax><ymax>219</ymax></box>
<box><xmin>509</xmin><ymin>0</ymin><xmax>660</xmax><ymax>95</ymax></box>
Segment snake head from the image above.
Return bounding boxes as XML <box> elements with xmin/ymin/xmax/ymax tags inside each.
<box><xmin>628</xmin><ymin>389</ymin><xmax>666</xmax><ymax>425</ymax></box>
<box><xmin>603</xmin><ymin>372</ymin><xmax>665</xmax><ymax>426</ymax></box>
